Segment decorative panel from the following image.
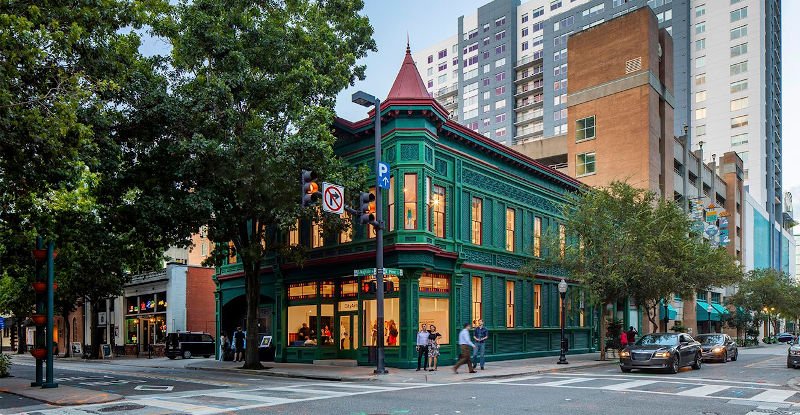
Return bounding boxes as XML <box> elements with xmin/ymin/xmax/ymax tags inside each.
<box><xmin>496</xmin><ymin>333</ymin><xmax>524</xmax><ymax>354</ymax></box>
<box><xmin>515</xmin><ymin>280</ymin><xmax>523</xmax><ymax>328</ymax></box>
<box><xmin>541</xmin><ymin>282</ymin><xmax>551</xmax><ymax>328</ymax></box>
<box><xmin>495</xmin><ymin>276</ymin><xmax>505</xmax><ymax>328</ymax></box>
<box><xmin>462</xmin><ymin>249</ymin><xmax>492</xmax><ymax>265</ymax></box>
<box><xmin>435</xmin><ymin>159</ymin><xmax>448</xmax><ymax>176</ymax></box>
<box><xmin>523</xmin><ymin>280</ymin><xmax>533</xmax><ymax>327</ymax></box>
<box><xmin>529</xmin><ymin>332</ymin><xmax>549</xmax><ymax>351</ymax></box>
<box><xmin>461</xmin><ymin>274</ymin><xmax>471</xmax><ymax>326</ymax></box>
<box><xmin>400</xmin><ymin>144</ymin><xmax>419</xmax><ymax>161</ymax></box>
<box><xmin>496</xmin><ymin>255</ymin><xmax>524</xmax><ymax>270</ymax></box>
<box><xmin>385</xmin><ymin>146</ymin><xmax>396</xmax><ymax>163</ymax></box>
<box><xmin>425</xmin><ymin>146</ymin><xmax>433</xmax><ymax>165</ymax></box>
<box><xmin>461</xmin><ymin>190</ymin><xmax>471</xmax><ymax>241</ymax></box>
<box><xmin>494</xmin><ymin>201</ymin><xmax>505</xmax><ymax>250</ymax></box>
<box><xmin>483</xmin><ymin>198</ymin><xmax>493</xmax><ymax>247</ymax></box>
<box><xmin>462</xmin><ymin>169</ymin><xmax>558</xmax><ymax>214</ymax></box>
<box><xmin>482</xmin><ymin>275</ymin><xmax>493</xmax><ymax>327</ymax></box>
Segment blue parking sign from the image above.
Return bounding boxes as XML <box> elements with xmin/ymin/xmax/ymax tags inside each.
<box><xmin>0</xmin><ymin>317</ymin><xmax>4</xmax><ymax>330</ymax></box>
<box><xmin>377</xmin><ymin>162</ymin><xmax>390</xmax><ymax>189</ymax></box>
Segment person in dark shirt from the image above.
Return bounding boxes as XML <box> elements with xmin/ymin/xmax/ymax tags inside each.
<box><xmin>472</xmin><ymin>320</ymin><xmax>488</xmax><ymax>370</ymax></box>
<box><xmin>233</xmin><ymin>327</ymin><xmax>245</xmax><ymax>362</ymax></box>
<box><xmin>626</xmin><ymin>326</ymin><xmax>638</xmax><ymax>344</ymax></box>
<box><xmin>298</xmin><ymin>323</ymin><xmax>311</xmax><ymax>340</ymax></box>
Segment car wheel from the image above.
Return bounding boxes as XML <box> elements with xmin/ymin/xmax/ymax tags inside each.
<box><xmin>182</xmin><ymin>350</ymin><xmax>192</xmax><ymax>359</ymax></box>
<box><xmin>788</xmin><ymin>360</ymin><xmax>793</xmax><ymax>369</ymax></box>
<box><xmin>621</xmin><ymin>367</ymin><xmax>632</xmax><ymax>373</ymax></box>
<box><xmin>669</xmin><ymin>356</ymin><xmax>680</xmax><ymax>374</ymax></box>
<box><xmin>723</xmin><ymin>351</ymin><xmax>728</xmax><ymax>363</ymax></box>
<box><xmin>692</xmin><ymin>353</ymin><xmax>702</xmax><ymax>370</ymax></box>
<box><xmin>731</xmin><ymin>350</ymin><xmax>738</xmax><ymax>361</ymax></box>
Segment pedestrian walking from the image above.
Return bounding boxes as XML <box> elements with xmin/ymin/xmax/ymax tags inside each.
<box><xmin>453</xmin><ymin>322</ymin><xmax>476</xmax><ymax>374</ymax></box>
<box><xmin>233</xmin><ymin>327</ymin><xmax>245</xmax><ymax>362</ymax></box>
<box><xmin>626</xmin><ymin>326</ymin><xmax>638</xmax><ymax>344</ymax></box>
<box><xmin>619</xmin><ymin>331</ymin><xmax>628</xmax><ymax>354</ymax></box>
<box><xmin>472</xmin><ymin>319</ymin><xmax>488</xmax><ymax>370</ymax></box>
<box><xmin>219</xmin><ymin>334</ymin><xmax>231</xmax><ymax>361</ymax></box>
<box><xmin>427</xmin><ymin>324</ymin><xmax>442</xmax><ymax>371</ymax></box>
<box><xmin>416</xmin><ymin>323</ymin><xmax>429</xmax><ymax>371</ymax></box>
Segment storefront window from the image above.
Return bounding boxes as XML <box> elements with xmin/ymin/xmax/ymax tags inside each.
<box><xmin>155</xmin><ymin>291</ymin><xmax>167</xmax><ymax>312</ymax></box>
<box><xmin>126</xmin><ymin>318</ymin><xmax>138</xmax><ymax>343</ymax></box>
<box><xmin>506</xmin><ymin>281</ymin><xmax>515</xmax><ymax>328</ymax></box>
<box><xmin>139</xmin><ymin>294</ymin><xmax>156</xmax><ymax>314</ymax></box>
<box><xmin>364</xmin><ymin>298</ymin><xmax>400</xmax><ymax>347</ymax></box>
<box><xmin>154</xmin><ymin>315</ymin><xmax>167</xmax><ymax>343</ymax></box>
<box><xmin>320</xmin><ymin>304</ymin><xmax>334</xmax><ymax>346</ymax></box>
<box><xmin>320</xmin><ymin>281</ymin><xmax>335</xmax><ymax>298</ymax></box>
<box><xmin>340</xmin><ymin>279</ymin><xmax>358</xmax><ymax>298</ymax></box>
<box><xmin>403</xmin><ymin>173</ymin><xmax>417</xmax><ymax>229</ymax></box>
<box><xmin>288</xmin><ymin>282</ymin><xmax>318</xmax><ymax>300</ymax></box>
<box><xmin>420</xmin><ymin>298</ymin><xmax>450</xmax><ymax>344</ymax></box>
<box><xmin>471</xmin><ymin>277</ymin><xmax>482</xmax><ymax>324</ymax></box>
<box><xmin>287</xmin><ymin>304</ymin><xmax>318</xmax><ymax>346</ymax></box>
<box><xmin>126</xmin><ymin>296</ymin><xmax>139</xmax><ymax>314</ymax></box>
<box><xmin>419</xmin><ymin>272</ymin><xmax>450</xmax><ymax>293</ymax></box>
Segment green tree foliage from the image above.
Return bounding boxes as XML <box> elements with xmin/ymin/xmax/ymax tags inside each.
<box><xmin>150</xmin><ymin>0</ymin><xmax>376</xmax><ymax>368</ymax></box>
<box><xmin>522</xmin><ymin>181</ymin><xmax>743</xmax><ymax>358</ymax></box>
<box><xmin>729</xmin><ymin>268</ymin><xmax>797</xmax><ymax>339</ymax></box>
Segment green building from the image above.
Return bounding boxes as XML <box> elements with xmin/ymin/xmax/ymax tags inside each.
<box><xmin>213</xmin><ymin>46</ymin><xmax>593</xmax><ymax>368</ymax></box>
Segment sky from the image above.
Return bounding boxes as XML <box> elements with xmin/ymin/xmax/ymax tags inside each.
<box><xmin>139</xmin><ymin>1</ymin><xmax>800</xmax><ymax>219</ymax></box>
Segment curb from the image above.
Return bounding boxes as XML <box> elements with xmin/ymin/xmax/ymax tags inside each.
<box><xmin>460</xmin><ymin>360</ymin><xmax>618</xmax><ymax>382</ymax></box>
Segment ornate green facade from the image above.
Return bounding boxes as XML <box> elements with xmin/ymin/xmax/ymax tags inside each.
<box><xmin>214</xmin><ymin>50</ymin><xmax>594</xmax><ymax>368</ymax></box>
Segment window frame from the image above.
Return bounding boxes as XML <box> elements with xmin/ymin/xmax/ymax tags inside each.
<box><xmin>575</xmin><ymin>152</ymin><xmax>596</xmax><ymax>177</ymax></box>
<box><xmin>575</xmin><ymin>115</ymin><xmax>596</xmax><ymax>142</ymax></box>
<box><xmin>403</xmin><ymin>174</ymin><xmax>417</xmax><ymax>230</ymax></box>
<box><xmin>471</xmin><ymin>197</ymin><xmax>483</xmax><ymax>245</ymax></box>
<box><xmin>506</xmin><ymin>280</ymin><xmax>515</xmax><ymax>328</ymax></box>
<box><xmin>505</xmin><ymin>207</ymin><xmax>516</xmax><ymax>252</ymax></box>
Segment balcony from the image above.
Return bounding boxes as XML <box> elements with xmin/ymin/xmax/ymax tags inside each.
<box><xmin>514</xmin><ymin>99</ymin><xmax>543</xmax><ymax>112</ymax></box>
<box><xmin>514</xmin><ymin>111</ymin><xmax>544</xmax><ymax>125</ymax></box>
<box><xmin>514</xmin><ymin>68</ymin><xmax>544</xmax><ymax>85</ymax></box>
<box><xmin>434</xmin><ymin>85</ymin><xmax>458</xmax><ymax>99</ymax></box>
<box><xmin>514</xmin><ymin>85</ymin><xmax>544</xmax><ymax>100</ymax></box>
<box><xmin>514</xmin><ymin>54</ymin><xmax>544</xmax><ymax>71</ymax></box>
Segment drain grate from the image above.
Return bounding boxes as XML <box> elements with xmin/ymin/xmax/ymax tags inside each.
<box><xmin>98</xmin><ymin>403</ymin><xmax>146</xmax><ymax>412</ymax></box>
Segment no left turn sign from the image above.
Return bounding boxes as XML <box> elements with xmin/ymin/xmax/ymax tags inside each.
<box><xmin>322</xmin><ymin>182</ymin><xmax>344</xmax><ymax>214</ymax></box>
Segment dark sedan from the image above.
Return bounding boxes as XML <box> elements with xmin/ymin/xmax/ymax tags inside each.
<box><xmin>696</xmin><ymin>333</ymin><xmax>738</xmax><ymax>363</ymax></box>
<box><xmin>620</xmin><ymin>333</ymin><xmax>702</xmax><ymax>374</ymax></box>
<box><xmin>788</xmin><ymin>343</ymin><xmax>800</xmax><ymax>368</ymax></box>
<box><xmin>778</xmin><ymin>333</ymin><xmax>796</xmax><ymax>343</ymax></box>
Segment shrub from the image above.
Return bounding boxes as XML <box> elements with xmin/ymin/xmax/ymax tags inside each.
<box><xmin>0</xmin><ymin>353</ymin><xmax>10</xmax><ymax>377</ymax></box>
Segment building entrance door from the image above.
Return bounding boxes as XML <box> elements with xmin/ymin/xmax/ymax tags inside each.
<box><xmin>337</xmin><ymin>313</ymin><xmax>358</xmax><ymax>358</ymax></box>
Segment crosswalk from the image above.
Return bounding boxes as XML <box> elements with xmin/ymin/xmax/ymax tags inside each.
<box><xmin>15</xmin><ymin>381</ymin><xmax>438</xmax><ymax>415</ymax></box>
<box><xmin>487</xmin><ymin>373</ymin><xmax>800</xmax><ymax>408</ymax></box>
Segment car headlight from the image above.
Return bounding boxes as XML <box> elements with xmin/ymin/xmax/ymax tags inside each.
<box><xmin>790</xmin><ymin>349</ymin><xmax>800</xmax><ymax>355</ymax></box>
<box><xmin>654</xmin><ymin>351</ymin><xmax>670</xmax><ymax>358</ymax></box>
<box><xmin>620</xmin><ymin>351</ymin><xmax>630</xmax><ymax>357</ymax></box>
<box><xmin>712</xmin><ymin>347</ymin><xmax>723</xmax><ymax>353</ymax></box>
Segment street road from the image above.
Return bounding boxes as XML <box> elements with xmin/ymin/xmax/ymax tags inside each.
<box><xmin>3</xmin><ymin>344</ymin><xmax>800</xmax><ymax>414</ymax></box>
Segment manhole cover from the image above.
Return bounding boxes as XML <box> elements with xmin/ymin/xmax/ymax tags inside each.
<box><xmin>98</xmin><ymin>403</ymin><xmax>146</xmax><ymax>412</ymax></box>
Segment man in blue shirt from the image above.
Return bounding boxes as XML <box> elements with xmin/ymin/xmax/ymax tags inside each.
<box><xmin>416</xmin><ymin>323</ymin><xmax>429</xmax><ymax>371</ymax></box>
<box><xmin>453</xmin><ymin>322</ymin><xmax>476</xmax><ymax>374</ymax></box>
<box><xmin>472</xmin><ymin>319</ymin><xmax>488</xmax><ymax>370</ymax></box>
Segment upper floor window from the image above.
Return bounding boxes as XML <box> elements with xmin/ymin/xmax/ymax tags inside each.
<box><xmin>522</xmin><ymin>13</ymin><xmax>529</xmax><ymax>23</ymax></box>
<box><xmin>431</xmin><ymin>185</ymin><xmax>446</xmax><ymax>238</ymax></box>
<box><xmin>695</xmin><ymin>4</ymin><xmax>705</xmax><ymax>17</ymax></box>
<box><xmin>695</xmin><ymin>22</ymin><xmax>705</xmax><ymax>35</ymax></box>
<box><xmin>339</xmin><ymin>211</ymin><xmax>352</xmax><ymax>244</ymax></box>
<box><xmin>576</xmin><ymin>115</ymin><xmax>595</xmax><ymax>141</ymax></box>
<box><xmin>427</xmin><ymin>55</ymin><xmax>433</xmax><ymax>64</ymax></box>
<box><xmin>438</xmin><ymin>49</ymin><xmax>447</xmax><ymax>59</ymax></box>
<box><xmin>576</xmin><ymin>152</ymin><xmax>596</xmax><ymax>177</ymax></box>
<box><xmin>559</xmin><ymin>224</ymin><xmax>566</xmax><ymax>258</ymax></box>
<box><xmin>506</xmin><ymin>208</ymin><xmax>516</xmax><ymax>252</ymax></box>
<box><xmin>388</xmin><ymin>176</ymin><xmax>395</xmax><ymax>231</ymax></box>
<box><xmin>730</xmin><ymin>43</ymin><xmax>748</xmax><ymax>58</ymax></box>
<box><xmin>730</xmin><ymin>7</ymin><xmax>747</xmax><ymax>22</ymax></box>
<box><xmin>403</xmin><ymin>174</ymin><xmax>417</xmax><ymax>230</ymax></box>
<box><xmin>506</xmin><ymin>281</ymin><xmax>515</xmax><ymax>327</ymax></box>
<box><xmin>534</xmin><ymin>216</ymin><xmax>542</xmax><ymax>257</ymax></box>
<box><xmin>730</xmin><ymin>25</ymin><xmax>747</xmax><ymax>41</ymax></box>
<box><xmin>550</xmin><ymin>0</ymin><xmax>562</xmax><ymax>11</ymax></box>
<box><xmin>533</xmin><ymin>7</ymin><xmax>544</xmax><ymax>18</ymax></box>
<box><xmin>471</xmin><ymin>197</ymin><xmax>483</xmax><ymax>245</ymax></box>
<box><xmin>730</xmin><ymin>61</ymin><xmax>748</xmax><ymax>76</ymax></box>
<box><xmin>730</xmin><ymin>97</ymin><xmax>749</xmax><ymax>111</ymax></box>
<box><xmin>312</xmin><ymin>213</ymin><xmax>324</xmax><ymax>248</ymax></box>
<box><xmin>495</xmin><ymin>16</ymin><xmax>506</xmax><ymax>26</ymax></box>
<box><xmin>289</xmin><ymin>219</ymin><xmax>299</xmax><ymax>246</ymax></box>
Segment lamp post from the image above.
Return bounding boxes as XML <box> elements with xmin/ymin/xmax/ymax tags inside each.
<box><xmin>662</xmin><ymin>300</ymin><xmax>669</xmax><ymax>333</ymax></box>
<box><xmin>352</xmin><ymin>90</ymin><xmax>387</xmax><ymax>374</ymax></box>
<box><xmin>557</xmin><ymin>279</ymin><xmax>568</xmax><ymax>364</ymax></box>
<box><xmin>763</xmin><ymin>307</ymin><xmax>770</xmax><ymax>340</ymax></box>
<box><xmin>706</xmin><ymin>305</ymin><xmax>714</xmax><ymax>334</ymax></box>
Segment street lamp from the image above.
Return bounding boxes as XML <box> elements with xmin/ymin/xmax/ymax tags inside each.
<box><xmin>706</xmin><ymin>305</ymin><xmax>714</xmax><ymax>334</ymax></box>
<box><xmin>352</xmin><ymin>90</ymin><xmax>387</xmax><ymax>375</ymax></box>
<box><xmin>557</xmin><ymin>279</ymin><xmax>568</xmax><ymax>364</ymax></box>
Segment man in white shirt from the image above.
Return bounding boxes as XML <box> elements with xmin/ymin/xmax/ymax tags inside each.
<box><xmin>416</xmin><ymin>323</ymin><xmax>429</xmax><ymax>371</ymax></box>
<box><xmin>453</xmin><ymin>322</ymin><xmax>476</xmax><ymax>374</ymax></box>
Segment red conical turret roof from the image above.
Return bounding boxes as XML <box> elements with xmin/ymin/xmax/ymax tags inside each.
<box><xmin>386</xmin><ymin>43</ymin><xmax>431</xmax><ymax>100</ymax></box>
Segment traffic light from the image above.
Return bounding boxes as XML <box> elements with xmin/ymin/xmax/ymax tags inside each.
<box><xmin>358</xmin><ymin>191</ymin><xmax>376</xmax><ymax>225</ymax></box>
<box><xmin>361</xmin><ymin>280</ymin><xmax>394</xmax><ymax>294</ymax></box>
<box><xmin>301</xmin><ymin>170</ymin><xmax>319</xmax><ymax>207</ymax></box>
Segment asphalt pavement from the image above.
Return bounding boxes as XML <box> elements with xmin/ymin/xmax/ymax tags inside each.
<box><xmin>1</xmin><ymin>343</ymin><xmax>799</xmax><ymax>414</ymax></box>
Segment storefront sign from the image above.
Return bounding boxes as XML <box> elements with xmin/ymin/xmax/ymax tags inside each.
<box><xmin>338</xmin><ymin>301</ymin><xmax>358</xmax><ymax>312</ymax></box>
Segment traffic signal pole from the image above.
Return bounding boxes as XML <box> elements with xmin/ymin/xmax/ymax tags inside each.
<box><xmin>373</xmin><ymin>98</ymin><xmax>387</xmax><ymax>375</ymax></box>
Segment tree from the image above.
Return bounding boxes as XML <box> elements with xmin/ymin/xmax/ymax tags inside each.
<box><xmin>149</xmin><ymin>0</ymin><xmax>376</xmax><ymax>368</ymax></box>
<box><xmin>523</xmin><ymin>181</ymin><xmax>743</xmax><ymax>359</ymax></box>
<box><xmin>729</xmin><ymin>268</ymin><xmax>796</xmax><ymax>340</ymax></box>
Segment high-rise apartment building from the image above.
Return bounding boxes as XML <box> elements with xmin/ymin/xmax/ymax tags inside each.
<box><xmin>413</xmin><ymin>0</ymin><xmax>786</xmax><ymax>270</ymax></box>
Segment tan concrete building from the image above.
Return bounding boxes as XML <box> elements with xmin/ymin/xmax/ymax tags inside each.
<box><xmin>513</xmin><ymin>7</ymin><xmax>744</xmax><ymax>336</ymax></box>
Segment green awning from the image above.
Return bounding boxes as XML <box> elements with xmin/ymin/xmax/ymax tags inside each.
<box><xmin>659</xmin><ymin>303</ymin><xmax>677</xmax><ymax>320</ymax></box>
<box><xmin>697</xmin><ymin>300</ymin><xmax>721</xmax><ymax>321</ymax></box>
<box><xmin>711</xmin><ymin>303</ymin><xmax>729</xmax><ymax>316</ymax></box>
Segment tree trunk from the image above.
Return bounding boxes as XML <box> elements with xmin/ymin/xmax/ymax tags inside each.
<box><xmin>646</xmin><ymin>303</ymin><xmax>659</xmax><ymax>333</ymax></box>
<box><xmin>599</xmin><ymin>304</ymin><xmax>607</xmax><ymax>360</ymax></box>
<box><xmin>16</xmin><ymin>319</ymin><xmax>26</xmax><ymax>354</ymax></box>
<box><xmin>89</xmin><ymin>300</ymin><xmax>100</xmax><ymax>359</ymax></box>
<box><xmin>242</xmin><ymin>257</ymin><xmax>263</xmax><ymax>370</ymax></box>
<box><xmin>62</xmin><ymin>312</ymin><xmax>71</xmax><ymax>358</ymax></box>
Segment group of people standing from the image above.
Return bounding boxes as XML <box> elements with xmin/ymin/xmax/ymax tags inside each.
<box><xmin>415</xmin><ymin>323</ymin><xmax>443</xmax><ymax>371</ymax></box>
<box><xmin>218</xmin><ymin>327</ymin><xmax>246</xmax><ymax>362</ymax></box>
<box><xmin>416</xmin><ymin>320</ymin><xmax>489</xmax><ymax>374</ymax></box>
<box><xmin>618</xmin><ymin>326</ymin><xmax>638</xmax><ymax>351</ymax></box>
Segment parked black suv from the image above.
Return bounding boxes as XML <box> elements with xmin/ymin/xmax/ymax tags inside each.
<box><xmin>165</xmin><ymin>332</ymin><xmax>215</xmax><ymax>359</ymax></box>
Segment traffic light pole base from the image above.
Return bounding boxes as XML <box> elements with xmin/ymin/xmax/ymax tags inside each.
<box><xmin>41</xmin><ymin>383</ymin><xmax>58</xmax><ymax>389</ymax></box>
<box><xmin>373</xmin><ymin>369</ymin><xmax>389</xmax><ymax>374</ymax></box>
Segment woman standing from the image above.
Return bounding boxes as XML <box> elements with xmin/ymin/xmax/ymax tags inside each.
<box><xmin>427</xmin><ymin>324</ymin><xmax>442</xmax><ymax>371</ymax></box>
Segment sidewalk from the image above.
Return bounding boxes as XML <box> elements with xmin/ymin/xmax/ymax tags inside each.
<box><xmin>186</xmin><ymin>352</ymin><xmax>616</xmax><ymax>383</ymax></box>
<box><xmin>0</xmin><ymin>376</ymin><xmax>123</xmax><ymax>406</ymax></box>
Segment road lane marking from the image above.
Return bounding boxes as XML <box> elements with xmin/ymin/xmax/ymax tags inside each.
<box><xmin>486</xmin><ymin>375</ymin><xmax>542</xmax><ymax>384</ymax></box>
<box><xmin>748</xmin><ymin>389</ymin><xmax>797</xmax><ymax>403</ymax></box>
<box><xmin>601</xmin><ymin>379</ymin><xmax>659</xmax><ymax>391</ymax></box>
<box><xmin>537</xmin><ymin>377</ymin><xmax>597</xmax><ymax>386</ymax></box>
<box><xmin>546</xmin><ymin>372</ymin><xmax>784</xmax><ymax>387</ymax></box>
<box><xmin>677</xmin><ymin>384</ymin><xmax>730</xmax><ymax>397</ymax></box>
<box><xmin>745</xmin><ymin>356</ymin><xmax>784</xmax><ymax>368</ymax></box>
